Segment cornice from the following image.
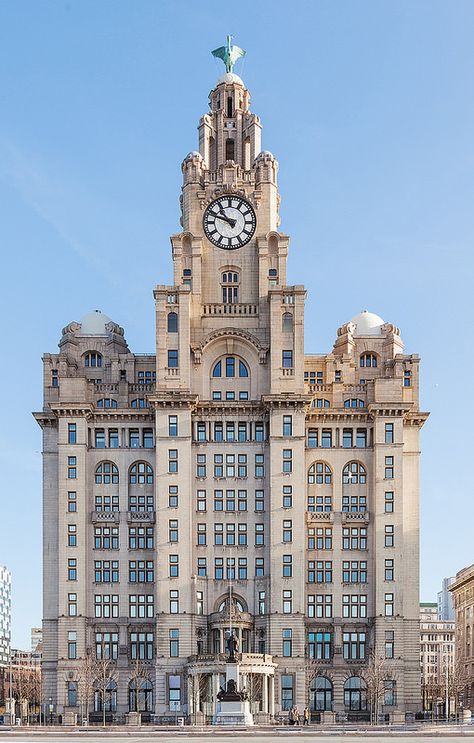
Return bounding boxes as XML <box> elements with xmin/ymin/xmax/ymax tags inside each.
<box><xmin>404</xmin><ymin>411</ymin><xmax>430</xmax><ymax>428</ymax></box>
<box><xmin>192</xmin><ymin>327</ymin><xmax>269</xmax><ymax>364</ymax></box>
<box><xmin>48</xmin><ymin>403</ymin><xmax>94</xmax><ymax>419</ymax></box>
<box><xmin>32</xmin><ymin>411</ymin><xmax>57</xmax><ymax>429</ymax></box>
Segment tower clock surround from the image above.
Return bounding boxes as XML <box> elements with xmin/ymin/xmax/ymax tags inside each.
<box><xmin>203</xmin><ymin>195</ymin><xmax>256</xmax><ymax>249</ymax></box>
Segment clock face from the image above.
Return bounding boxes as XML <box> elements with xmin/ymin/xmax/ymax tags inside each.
<box><xmin>203</xmin><ymin>196</ymin><xmax>256</xmax><ymax>249</ymax></box>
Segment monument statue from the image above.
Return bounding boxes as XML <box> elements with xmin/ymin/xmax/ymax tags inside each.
<box><xmin>212</xmin><ymin>35</ymin><xmax>245</xmax><ymax>74</ymax></box>
<box><xmin>226</xmin><ymin>631</ymin><xmax>239</xmax><ymax>662</ymax></box>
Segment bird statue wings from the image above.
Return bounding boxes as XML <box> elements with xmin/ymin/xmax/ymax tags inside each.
<box><xmin>212</xmin><ymin>35</ymin><xmax>245</xmax><ymax>74</ymax></box>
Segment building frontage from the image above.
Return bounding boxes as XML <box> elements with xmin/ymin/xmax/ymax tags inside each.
<box><xmin>34</xmin><ymin>47</ymin><xmax>428</xmax><ymax>722</ymax></box>
<box><xmin>450</xmin><ymin>564</ymin><xmax>474</xmax><ymax>709</ymax></box>
<box><xmin>438</xmin><ymin>577</ymin><xmax>455</xmax><ymax>621</ymax></box>
<box><xmin>0</xmin><ymin>566</ymin><xmax>12</xmax><ymax>710</ymax></box>
<box><xmin>420</xmin><ymin>602</ymin><xmax>455</xmax><ymax>716</ymax></box>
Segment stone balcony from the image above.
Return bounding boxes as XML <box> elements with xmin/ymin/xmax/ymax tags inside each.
<box><xmin>202</xmin><ymin>303</ymin><xmax>258</xmax><ymax>316</ymax></box>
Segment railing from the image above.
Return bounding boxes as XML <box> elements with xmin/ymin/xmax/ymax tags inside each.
<box><xmin>202</xmin><ymin>303</ymin><xmax>258</xmax><ymax>316</ymax></box>
<box><xmin>128</xmin><ymin>383</ymin><xmax>155</xmax><ymax>393</ymax></box>
<box><xmin>90</xmin><ymin>511</ymin><xmax>120</xmax><ymax>523</ymax></box>
<box><xmin>94</xmin><ymin>383</ymin><xmax>119</xmax><ymax>393</ymax></box>
<box><xmin>307</xmin><ymin>511</ymin><xmax>334</xmax><ymax>522</ymax></box>
<box><xmin>342</xmin><ymin>511</ymin><xmax>370</xmax><ymax>523</ymax></box>
<box><xmin>166</xmin><ymin>368</ymin><xmax>180</xmax><ymax>376</ymax></box>
<box><xmin>127</xmin><ymin>511</ymin><xmax>156</xmax><ymax>523</ymax></box>
<box><xmin>282</xmin><ymin>368</ymin><xmax>294</xmax><ymax>376</ymax></box>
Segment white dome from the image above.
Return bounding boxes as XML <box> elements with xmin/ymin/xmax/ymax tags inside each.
<box><xmin>78</xmin><ymin>310</ymin><xmax>113</xmax><ymax>335</ymax></box>
<box><xmin>350</xmin><ymin>310</ymin><xmax>385</xmax><ymax>336</ymax></box>
<box><xmin>216</xmin><ymin>72</ymin><xmax>244</xmax><ymax>86</ymax></box>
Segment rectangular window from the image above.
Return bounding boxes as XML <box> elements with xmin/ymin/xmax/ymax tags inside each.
<box><xmin>385</xmin><ymin>631</ymin><xmax>394</xmax><ymax>659</ymax></box>
<box><xmin>283</xmin><ymin>590</ymin><xmax>292</xmax><ymax>613</ymax></box>
<box><xmin>385</xmin><ymin>455</ymin><xmax>394</xmax><ymax>479</ymax></box>
<box><xmin>282</xmin><ymin>485</ymin><xmax>292</xmax><ymax>508</ymax></box>
<box><xmin>226</xmin><ymin>523</ymin><xmax>235</xmax><ymax>545</ymax></box>
<box><xmin>169</xmin><ymin>485</ymin><xmax>178</xmax><ymax>508</ymax></box>
<box><xmin>384</xmin><ymin>680</ymin><xmax>396</xmax><ymax>706</ymax></box>
<box><xmin>255</xmin><ymin>423</ymin><xmax>265</xmax><ymax>442</ymax></box>
<box><xmin>169</xmin><ymin>554</ymin><xmax>179</xmax><ymax>577</ymax></box>
<box><xmin>214</xmin><ymin>489</ymin><xmax>223</xmax><ymax>511</ymax></box>
<box><xmin>385</xmin><ymin>525</ymin><xmax>394</xmax><ymax>547</ymax></box>
<box><xmin>356</xmin><ymin>428</ymin><xmax>367</xmax><ymax>448</ymax></box>
<box><xmin>169</xmin><ymin>590</ymin><xmax>179</xmax><ymax>613</ymax></box>
<box><xmin>129</xmin><ymin>429</ymin><xmax>140</xmax><ymax>448</ymax></box>
<box><xmin>96</xmin><ymin>631</ymin><xmax>119</xmax><ymax>660</ymax></box>
<box><xmin>255</xmin><ymin>558</ymin><xmax>264</xmax><ymax>577</ymax></box>
<box><xmin>67</xmin><ymin>456</ymin><xmax>77</xmax><ymax>479</ymax></box>
<box><xmin>168</xmin><ymin>415</ymin><xmax>178</xmax><ymax>436</ymax></box>
<box><xmin>308</xmin><ymin>631</ymin><xmax>332</xmax><ymax>660</ymax></box>
<box><xmin>282</xmin><ymin>448</ymin><xmax>292</xmax><ymax>473</ymax></box>
<box><xmin>214</xmin><ymin>523</ymin><xmax>223</xmax><ymax>545</ymax></box>
<box><xmin>281</xmin><ymin>674</ymin><xmax>294</xmax><ymax>711</ymax></box>
<box><xmin>226</xmin><ymin>557</ymin><xmax>235</xmax><ymax>580</ymax></box>
<box><xmin>385</xmin><ymin>423</ymin><xmax>394</xmax><ymax>444</ymax></box>
<box><xmin>384</xmin><ymin>491</ymin><xmax>394</xmax><ymax>513</ymax></box>
<box><xmin>282</xmin><ymin>350</ymin><xmax>293</xmax><ymax>368</ymax></box>
<box><xmin>67</xmin><ymin>491</ymin><xmax>77</xmax><ymax>512</ymax></box>
<box><xmin>238</xmin><ymin>523</ymin><xmax>247</xmax><ymax>546</ymax></box>
<box><xmin>283</xmin><ymin>554</ymin><xmax>293</xmax><ymax>578</ymax></box>
<box><xmin>255</xmin><ymin>454</ymin><xmax>265</xmax><ymax>477</ymax></box>
<box><xmin>385</xmin><ymin>592</ymin><xmax>394</xmax><ymax>616</ymax></box>
<box><xmin>282</xmin><ymin>628</ymin><xmax>292</xmax><ymax>657</ymax></box>
<box><xmin>226</xmin><ymin>391</ymin><xmax>235</xmax><ymax>400</ymax></box>
<box><xmin>342</xmin><ymin>526</ymin><xmax>367</xmax><ymax>550</ymax></box>
<box><xmin>52</xmin><ymin>369</ymin><xmax>59</xmax><ymax>387</ymax></box>
<box><xmin>282</xmin><ymin>520</ymin><xmax>293</xmax><ymax>543</ymax></box>
<box><xmin>238</xmin><ymin>489</ymin><xmax>248</xmax><ymax>511</ymax></box>
<box><xmin>214</xmin><ymin>557</ymin><xmax>224</xmax><ymax>580</ymax></box>
<box><xmin>342</xmin><ymin>560</ymin><xmax>367</xmax><ymax>583</ymax></box>
<box><xmin>168</xmin><ymin>350</ymin><xmax>179</xmax><ymax>368</ymax></box>
<box><xmin>67</xmin><ymin>524</ymin><xmax>77</xmax><ymax>547</ymax></box>
<box><xmin>258</xmin><ymin>590</ymin><xmax>266</xmax><ymax>614</ymax></box>
<box><xmin>128</xmin><ymin>560</ymin><xmax>153</xmax><ymax>583</ymax></box>
<box><xmin>343</xmin><ymin>631</ymin><xmax>366</xmax><ymax>660</ymax></box>
<box><xmin>168</xmin><ymin>674</ymin><xmax>181</xmax><ymax>710</ymax></box>
<box><xmin>385</xmin><ymin>558</ymin><xmax>394</xmax><ymax>581</ymax></box>
<box><xmin>283</xmin><ymin>415</ymin><xmax>293</xmax><ymax>436</ymax></box>
<box><xmin>335</xmin><ymin>370</ymin><xmax>342</xmax><ymax>383</ymax></box>
<box><xmin>238</xmin><ymin>453</ymin><xmax>247</xmax><ymax>477</ymax></box>
<box><xmin>197</xmin><ymin>489</ymin><xmax>206</xmax><ymax>512</ymax></box>
<box><xmin>67</xmin><ymin>631</ymin><xmax>77</xmax><ymax>660</ymax></box>
<box><xmin>95</xmin><ymin>594</ymin><xmax>119</xmax><ymax>618</ymax></box>
<box><xmin>321</xmin><ymin>429</ymin><xmax>332</xmax><ymax>448</ymax></box>
<box><xmin>143</xmin><ymin>429</ymin><xmax>154</xmax><ymax>448</ymax></box>
<box><xmin>307</xmin><ymin>594</ymin><xmax>333</xmax><ymax>618</ymax></box>
<box><xmin>226</xmin><ymin>455</ymin><xmax>235</xmax><ymax>478</ymax></box>
<box><xmin>130</xmin><ymin>631</ymin><xmax>154</xmax><ymax>661</ymax></box>
<box><xmin>108</xmin><ymin>429</ymin><xmax>119</xmax><ymax>448</ymax></box>
<box><xmin>342</xmin><ymin>429</ymin><xmax>353</xmax><ymax>448</ymax></box>
<box><xmin>214</xmin><ymin>423</ymin><xmax>223</xmax><ymax>442</ymax></box>
<box><xmin>68</xmin><ymin>592</ymin><xmax>77</xmax><ymax>616</ymax></box>
<box><xmin>308</xmin><ymin>526</ymin><xmax>333</xmax><ymax>550</ymax></box>
<box><xmin>169</xmin><ymin>629</ymin><xmax>179</xmax><ymax>657</ymax></box>
<box><xmin>404</xmin><ymin>369</ymin><xmax>412</xmax><ymax>387</ymax></box>
<box><xmin>196</xmin><ymin>454</ymin><xmax>206</xmax><ymax>477</ymax></box>
<box><xmin>342</xmin><ymin>594</ymin><xmax>367</xmax><ymax>618</ymax></box>
<box><xmin>95</xmin><ymin>429</ymin><xmax>105</xmax><ymax>448</ymax></box>
<box><xmin>255</xmin><ymin>523</ymin><xmax>264</xmax><ymax>546</ymax></box>
<box><xmin>307</xmin><ymin>429</ymin><xmax>318</xmax><ymax>448</ymax></box>
<box><xmin>238</xmin><ymin>557</ymin><xmax>247</xmax><ymax>580</ymax></box>
<box><xmin>238</xmin><ymin>423</ymin><xmax>248</xmax><ymax>442</ymax></box>
<box><xmin>226</xmin><ymin>422</ymin><xmax>235</xmax><ymax>441</ymax></box>
<box><xmin>196</xmin><ymin>590</ymin><xmax>204</xmax><ymax>614</ymax></box>
<box><xmin>196</xmin><ymin>422</ymin><xmax>206</xmax><ymax>441</ymax></box>
<box><xmin>197</xmin><ymin>557</ymin><xmax>207</xmax><ymax>577</ymax></box>
<box><xmin>197</xmin><ymin>523</ymin><xmax>206</xmax><ymax>545</ymax></box>
<box><xmin>68</xmin><ymin>423</ymin><xmax>77</xmax><ymax>444</ymax></box>
<box><xmin>68</xmin><ymin>558</ymin><xmax>77</xmax><ymax>581</ymax></box>
<box><xmin>168</xmin><ymin>449</ymin><xmax>178</xmax><ymax>473</ymax></box>
<box><xmin>169</xmin><ymin>520</ymin><xmax>178</xmax><ymax>542</ymax></box>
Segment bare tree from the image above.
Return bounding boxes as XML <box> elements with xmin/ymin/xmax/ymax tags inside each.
<box><xmin>305</xmin><ymin>656</ymin><xmax>325</xmax><ymax>711</ymax></box>
<box><xmin>76</xmin><ymin>653</ymin><xmax>97</xmax><ymax>723</ymax></box>
<box><xmin>128</xmin><ymin>658</ymin><xmax>153</xmax><ymax>715</ymax></box>
<box><xmin>422</xmin><ymin>675</ymin><xmax>442</xmax><ymax>720</ymax></box>
<box><xmin>361</xmin><ymin>652</ymin><xmax>392</xmax><ymax>724</ymax></box>
<box><xmin>93</xmin><ymin>656</ymin><xmax>117</xmax><ymax>727</ymax></box>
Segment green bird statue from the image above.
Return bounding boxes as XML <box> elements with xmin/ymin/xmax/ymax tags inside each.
<box><xmin>212</xmin><ymin>35</ymin><xmax>245</xmax><ymax>74</ymax></box>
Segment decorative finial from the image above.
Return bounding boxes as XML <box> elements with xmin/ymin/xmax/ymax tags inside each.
<box><xmin>212</xmin><ymin>35</ymin><xmax>245</xmax><ymax>74</ymax></box>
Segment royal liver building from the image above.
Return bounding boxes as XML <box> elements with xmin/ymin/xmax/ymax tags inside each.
<box><xmin>35</xmin><ymin>44</ymin><xmax>428</xmax><ymax>723</ymax></box>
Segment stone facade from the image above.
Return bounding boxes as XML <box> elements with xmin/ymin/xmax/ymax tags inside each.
<box><xmin>420</xmin><ymin>602</ymin><xmax>455</xmax><ymax>715</ymax></box>
<box><xmin>35</xmin><ymin>65</ymin><xmax>428</xmax><ymax>720</ymax></box>
<box><xmin>449</xmin><ymin>564</ymin><xmax>474</xmax><ymax>708</ymax></box>
<box><xmin>0</xmin><ymin>566</ymin><xmax>11</xmax><ymax>667</ymax></box>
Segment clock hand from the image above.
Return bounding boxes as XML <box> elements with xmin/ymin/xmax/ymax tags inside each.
<box><xmin>215</xmin><ymin>213</ymin><xmax>237</xmax><ymax>228</ymax></box>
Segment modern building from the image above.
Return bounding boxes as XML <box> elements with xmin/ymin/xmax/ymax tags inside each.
<box><xmin>31</xmin><ymin>628</ymin><xmax>42</xmax><ymax>655</ymax></box>
<box><xmin>35</xmin><ymin>47</ymin><xmax>428</xmax><ymax>721</ymax></box>
<box><xmin>449</xmin><ymin>564</ymin><xmax>474</xmax><ymax>708</ymax></box>
<box><xmin>438</xmin><ymin>578</ymin><xmax>455</xmax><ymax>621</ymax></box>
<box><xmin>0</xmin><ymin>566</ymin><xmax>11</xmax><ymax>666</ymax></box>
<box><xmin>419</xmin><ymin>602</ymin><xmax>455</xmax><ymax>715</ymax></box>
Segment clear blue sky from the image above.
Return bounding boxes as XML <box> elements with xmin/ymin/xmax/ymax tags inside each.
<box><xmin>0</xmin><ymin>0</ymin><xmax>473</xmax><ymax>648</ymax></box>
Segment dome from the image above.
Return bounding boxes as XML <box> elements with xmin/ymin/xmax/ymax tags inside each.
<box><xmin>216</xmin><ymin>72</ymin><xmax>244</xmax><ymax>86</ymax></box>
<box><xmin>78</xmin><ymin>310</ymin><xmax>113</xmax><ymax>335</ymax></box>
<box><xmin>350</xmin><ymin>310</ymin><xmax>385</xmax><ymax>336</ymax></box>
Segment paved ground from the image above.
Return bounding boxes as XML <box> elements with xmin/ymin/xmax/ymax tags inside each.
<box><xmin>2</xmin><ymin>731</ymin><xmax>474</xmax><ymax>742</ymax></box>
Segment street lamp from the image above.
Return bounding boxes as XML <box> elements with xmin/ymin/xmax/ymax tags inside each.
<box><xmin>49</xmin><ymin>697</ymin><xmax>53</xmax><ymax>725</ymax></box>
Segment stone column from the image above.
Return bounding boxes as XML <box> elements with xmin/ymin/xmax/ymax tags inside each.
<box><xmin>269</xmin><ymin>675</ymin><xmax>275</xmax><ymax>717</ymax></box>
<box><xmin>262</xmin><ymin>673</ymin><xmax>268</xmax><ymax>713</ymax></box>
<box><xmin>187</xmin><ymin>674</ymin><xmax>193</xmax><ymax>714</ymax></box>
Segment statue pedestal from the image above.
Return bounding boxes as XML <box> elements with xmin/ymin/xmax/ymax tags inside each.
<box><xmin>212</xmin><ymin>662</ymin><xmax>254</xmax><ymax>726</ymax></box>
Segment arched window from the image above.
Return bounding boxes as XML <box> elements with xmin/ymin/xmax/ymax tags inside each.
<box><xmin>225</xmin><ymin>139</ymin><xmax>235</xmax><ymax>161</ymax></box>
<box><xmin>343</xmin><ymin>461</ymin><xmax>367</xmax><ymax>485</ymax></box>
<box><xmin>308</xmin><ymin>462</ymin><xmax>332</xmax><ymax>485</ymax></box>
<box><xmin>216</xmin><ymin>593</ymin><xmax>247</xmax><ymax>613</ymax></box>
<box><xmin>282</xmin><ymin>313</ymin><xmax>293</xmax><ymax>332</ymax></box>
<box><xmin>360</xmin><ymin>353</ymin><xmax>377</xmax><ymax>368</ymax></box>
<box><xmin>310</xmin><ymin>676</ymin><xmax>333</xmax><ymax>712</ymax></box>
<box><xmin>97</xmin><ymin>398</ymin><xmax>118</xmax><ymax>409</ymax></box>
<box><xmin>131</xmin><ymin>398</ymin><xmax>148</xmax><ymax>408</ymax></box>
<box><xmin>129</xmin><ymin>462</ymin><xmax>154</xmax><ymax>485</ymax></box>
<box><xmin>94</xmin><ymin>680</ymin><xmax>117</xmax><ymax>713</ymax></box>
<box><xmin>221</xmin><ymin>271</ymin><xmax>239</xmax><ymax>304</ymax></box>
<box><xmin>84</xmin><ymin>352</ymin><xmax>102</xmax><ymax>368</ymax></box>
<box><xmin>129</xmin><ymin>679</ymin><xmax>153</xmax><ymax>712</ymax></box>
<box><xmin>167</xmin><ymin>312</ymin><xmax>178</xmax><ymax>333</ymax></box>
<box><xmin>344</xmin><ymin>677</ymin><xmax>367</xmax><ymax>711</ymax></box>
<box><xmin>95</xmin><ymin>462</ymin><xmax>119</xmax><ymax>485</ymax></box>
<box><xmin>312</xmin><ymin>398</ymin><xmax>330</xmax><ymax>409</ymax></box>
<box><xmin>344</xmin><ymin>399</ymin><xmax>365</xmax><ymax>409</ymax></box>
<box><xmin>212</xmin><ymin>356</ymin><xmax>249</xmax><ymax>378</ymax></box>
